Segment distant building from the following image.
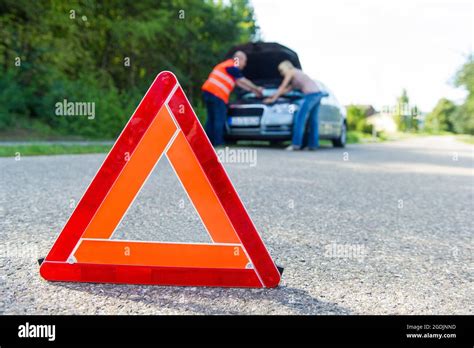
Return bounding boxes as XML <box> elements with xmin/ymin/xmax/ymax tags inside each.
<box><xmin>366</xmin><ymin>113</ymin><xmax>397</xmax><ymax>133</ymax></box>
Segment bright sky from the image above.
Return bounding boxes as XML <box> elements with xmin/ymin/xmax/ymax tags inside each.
<box><xmin>252</xmin><ymin>0</ymin><xmax>473</xmax><ymax>112</ymax></box>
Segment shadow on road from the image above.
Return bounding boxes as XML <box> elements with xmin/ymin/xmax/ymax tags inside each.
<box><xmin>52</xmin><ymin>282</ymin><xmax>351</xmax><ymax>315</ymax></box>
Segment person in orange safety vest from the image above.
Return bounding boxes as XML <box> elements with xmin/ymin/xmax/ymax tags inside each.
<box><xmin>202</xmin><ymin>51</ymin><xmax>263</xmax><ymax>146</ymax></box>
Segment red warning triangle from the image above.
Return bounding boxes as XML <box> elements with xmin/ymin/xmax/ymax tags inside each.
<box><xmin>40</xmin><ymin>71</ymin><xmax>281</xmax><ymax>288</ymax></box>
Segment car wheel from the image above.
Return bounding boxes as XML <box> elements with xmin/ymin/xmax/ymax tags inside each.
<box><xmin>332</xmin><ymin>122</ymin><xmax>346</xmax><ymax>148</ymax></box>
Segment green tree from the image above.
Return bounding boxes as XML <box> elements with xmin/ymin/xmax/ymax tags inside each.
<box><xmin>394</xmin><ymin>89</ymin><xmax>408</xmax><ymax>131</ymax></box>
<box><xmin>451</xmin><ymin>55</ymin><xmax>474</xmax><ymax>134</ymax></box>
<box><xmin>393</xmin><ymin>89</ymin><xmax>419</xmax><ymax>132</ymax></box>
<box><xmin>346</xmin><ymin>105</ymin><xmax>365</xmax><ymax>131</ymax></box>
<box><xmin>346</xmin><ymin>105</ymin><xmax>373</xmax><ymax>134</ymax></box>
<box><xmin>0</xmin><ymin>0</ymin><xmax>258</xmax><ymax>138</ymax></box>
<box><xmin>424</xmin><ymin>98</ymin><xmax>456</xmax><ymax>133</ymax></box>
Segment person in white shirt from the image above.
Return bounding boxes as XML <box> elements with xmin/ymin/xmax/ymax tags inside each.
<box><xmin>264</xmin><ymin>60</ymin><xmax>327</xmax><ymax>151</ymax></box>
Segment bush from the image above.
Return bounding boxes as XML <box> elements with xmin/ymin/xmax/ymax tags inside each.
<box><xmin>346</xmin><ymin>105</ymin><xmax>365</xmax><ymax>131</ymax></box>
<box><xmin>0</xmin><ymin>70</ymin><xmax>31</xmax><ymax>130</ymax></box>
<box><xmin>191</xmin><ymin>98</ymin><xmax>208</xmax><ymax>126</ymax></box>
<box><xmin>347</xmin><ymin>105</ymin><xmax>373</xmax><ymax>134</ymax></box>
<box><xmin>346</xmin><ymin>131</ymin><xmax>361</xmax><ymax>143</ymax></box>
<box><xmin>29</xmin><ymin>73</ymin><xmax>127</xmax><ymax>139</ymax></box>
<box><xmin>424</xmin><ymin>98</ymin><xmax>456</xmax><ymax>133</ymax></box>
<box><xmin>356</xmin><ymin>119</ymin><xmax>373</xmax><ymax>134</ymax></box>
<box><xmin>452</xmin><ymin>55</ymin><xmax>474</xmax><ymax>134</ymax></box>
<box><xmin>450</xmin><ymin>103</ymin><xmax>474</xmax><ymax>135</ymax></box>
<box><xmin>0</xmin><ymin>0</ymin><xmax>257</xmax><ymax>139</ymax></box>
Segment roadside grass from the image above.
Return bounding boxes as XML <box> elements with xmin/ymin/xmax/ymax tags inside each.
<box><xmin>457</xmin><ymin>134</ymin><xmax>474</xmax><ymax>145</ymax></box>
<box><xmin>347</xmin><ymin>130</ymin><xmax>386</xmax><ymax>143</ymax></box>
<box><xmin>380</xmin><ymin>131</ymin><xmax>425</xmax><ymax>141</ymax></box>
<box><xmin>0</xmin><ymin>144</ymin><xmax>112</xmax><ymax>157</ymax></box>
<box><xmin>10</xmin><ymin>130</ymin><xmax>466</xmax><ymax>157</ymax></box>
<box><xmin>376</xmin><ymin>131</ymin><xmax>453</xmax><ymax>141</ymax></box>
<box><xmin>387</xmin><ymin>131</ymin><xmax>474</xmax><ymax>145</ymax></box>
<box><xmin>0</xmin><ymin>130</ymin><xmax>381</xmax><ymax>157</ymax></box>
<box><xmin>7</xmin><ymin>129</ymin><xmax>444</xmax><ymax>158</ymax></box>
<box><xmin>371</xmin><ymin>131</ymin><xmax>474</xmax><ymax>145</ymax></box>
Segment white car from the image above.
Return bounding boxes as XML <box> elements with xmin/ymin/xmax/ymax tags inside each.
<box><xmin>225</xmin><ymin>42</ymin><xmax>347</xmax><ymax>147</ymax></box>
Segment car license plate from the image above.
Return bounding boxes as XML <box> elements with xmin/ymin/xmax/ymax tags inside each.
<box><xmin>229</xmin><ymin>116</ymin><xmax>260</xmax><ymax>127</ymax></box>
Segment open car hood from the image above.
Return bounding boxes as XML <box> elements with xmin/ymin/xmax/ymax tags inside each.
<box><xmin>225</xmin><ymin>42</ymin><xmax>302</xmax><ymax>88</ymax></box>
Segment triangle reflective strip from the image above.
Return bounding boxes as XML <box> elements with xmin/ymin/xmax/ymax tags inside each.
<box><xmin>40</xmin><ymin>71</ymin><xmax>281</xmax><ymax>288</ymax></box>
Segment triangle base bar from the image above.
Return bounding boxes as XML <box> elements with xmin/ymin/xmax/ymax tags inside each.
<box><xmin>40</xmin><ymin>261</ymin><xmax>265</xmax><ymax>288</ymax></box>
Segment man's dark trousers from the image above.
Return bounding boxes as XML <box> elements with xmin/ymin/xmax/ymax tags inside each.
<box><xmin>203</xmin><ymin>91</ymin><xmax>227</xmax><ymax>146</ymax></box>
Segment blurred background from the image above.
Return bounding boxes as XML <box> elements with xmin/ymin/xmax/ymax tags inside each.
<box><xmin>1</xmin><ymin>0</ymin><xmax>473</xmax><ymax>317</ymax></box>
<box><xmin>0</xmin><ymin>0</ymin><xmax>472</xmax><ymax>145</ymax></box>
<box><xmin>0</xmin><ymin>0</ymin><xmax>259</xmax><ymax>141</ymax></box>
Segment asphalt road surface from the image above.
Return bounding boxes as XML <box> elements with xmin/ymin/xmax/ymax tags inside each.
<box><xmin>1</xmin><ymin>136</ymin><xmax>472</xmax><ymax>314</ymax></box>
